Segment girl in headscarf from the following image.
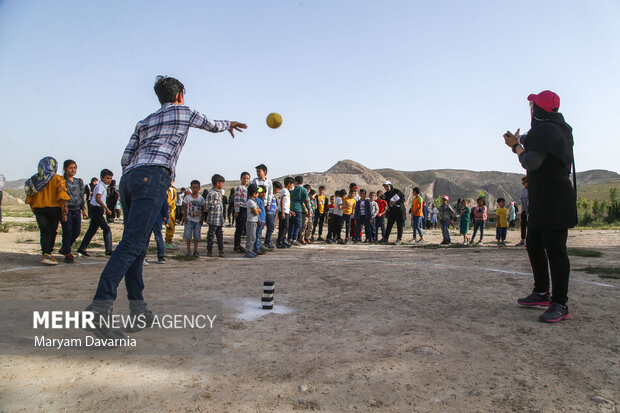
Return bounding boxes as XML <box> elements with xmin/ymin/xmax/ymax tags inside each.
<box><xmin>25</xmin><ymin>157</ymin><xmax>71</xmax><ymax>265</ymax></box>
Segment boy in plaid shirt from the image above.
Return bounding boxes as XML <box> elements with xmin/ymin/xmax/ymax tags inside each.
<box><xmin>205</xmin><ymin>174</ymin><xmax>226</xmax><ymax>257</ymax></box>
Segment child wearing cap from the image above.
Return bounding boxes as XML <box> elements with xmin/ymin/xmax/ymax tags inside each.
<box><xmin>438</xmin><ymin>195</ymin><xmax>455</xmax><ymax>245</ymax></box>
<box><xmin>244</xmin><ymin>184</ymin><xmax>260</xmax><ymax>258</ymax></box>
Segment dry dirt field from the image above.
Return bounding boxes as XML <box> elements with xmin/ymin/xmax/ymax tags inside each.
<box><xmin>0</xmin><ymin>218</ymin><xmax>618</xmax><ymax>412</ymax></box>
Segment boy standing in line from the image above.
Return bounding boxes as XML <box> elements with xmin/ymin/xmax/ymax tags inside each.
<box><xmin>312</xmin><ymin>185</ymin><xmax>328</xmax><ymax>241</ymax></box>
<box><xmin>164</xmin><ymin>182</ymin><xmax>177</xmax><ymax>248</ymax></box>
<box><xmin>288</xmin><ymin>176</ymin><xmax>310</xmax><ymax>246</ymax></box>
<box><xmin>183</xmin><ymin>180</ymin><xmax>205</xmax><ymax>256</ymax></box>
<box><xmin>277</xmin><ymin>177</ymin><xmax>293</xmax><ymax>248</ymax></box>
<box><xmin>254</xmin><ymin>185</ymin><xmax>267</xmax><ymax>254</ymax></box>
<box><xmin>245</xmin><ymin>184</ymin><xmax>260</xmax><ymax>258</ymax></box>
<box><xmin>409</xmin><ymin>187</ymin><xmax>424</xmax><ymax>244</ymax></box>
<box><xmin>205</xmin><ymin>174</ymin><xmax>226</xmax><ymax>257</ymax></box>
<box><xmin>374</xmin><ymin>190</ymin><xmax>387</xmax><ymax>241</ymax></box>
<box><xmin>438</xmin><ymin>195</ymin><xmax>455</xmax><ymax>245</ymax></box>
<box><xmin>252</xmin><ymin>164</ymin><xmax>274</xmax><ymax>247</ymax></box>
<box><xmin>233</xmin><ymin>172</ymin><xmax>251</xmax><ymax>252</ymax></box>
<box><xmin>78</xmin><ymin>169</ymin><xmax>114</xmax><ymax>257</ymax></box>
<box><xmin>495</xmin><ymin>198</ymin><xmax>509</xmax><ymax>247</ymax></box>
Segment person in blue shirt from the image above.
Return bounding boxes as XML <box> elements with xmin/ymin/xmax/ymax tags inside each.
<box><xmin>254</xmin><ymin>185</ymin><xmax>267</xmax><ymax>254</ymax></box>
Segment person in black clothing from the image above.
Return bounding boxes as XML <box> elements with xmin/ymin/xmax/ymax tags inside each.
<box><xmin>84</xmin><ymin>177</ymin><xmax>98</xmax><ymax>219</ymax></box>
<box><xmin>379</xmin><ymin>181</ymin><xmax>406</xmax><ymax>244</ymax></box>
<box><xmin>504</xmin><ymin>90</ymin><xmax>576</xmax><ymax>323</ymax></box>
<box><xmin>228</xmin><ymin>187</ymin><xmax>235</xmax><ymax>226</ymax></box>
<box><xmin>106</xmin><ymin>180</ymin><xmax>119</xmax><ymax>223</ymax></box>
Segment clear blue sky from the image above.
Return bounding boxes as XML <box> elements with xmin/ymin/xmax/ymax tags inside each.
<box><xmin>1</xmin><ymin>0</ymin><xmax>618</xmax><ymax>186</ymax></box>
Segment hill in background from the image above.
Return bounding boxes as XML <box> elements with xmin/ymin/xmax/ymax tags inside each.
<box><xmin>3</xmin><ymin>161</ymin><xmax>619</xmax><ymax>210</ymax></box>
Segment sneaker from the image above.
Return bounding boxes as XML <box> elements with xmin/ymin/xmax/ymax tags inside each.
<box><xmin>276</xmin><ymin>243</ymin><xmax>286</xmax><ymax>249</ymax></box>
<box><xmin>497</xmin><ymin>241</ymin><xmax>502</xmax><ymax>247</ymax></box>
<box><xmin>143</xmin><ymin>258</ymin><xmax>149</xmax><ymax>266</ymax></box>
<box><xmin>394</xmin><ymin>239</ymin><xmax>402</xmax><ymax>245</ymax></box>
<box><xmin>41</xmin><ymin>254</ymin><xmax>58</xmax><ymax>265</ymax></box>
<box><xmin>539</xmin><ymin>303</ymin><xmax>571</xmax><ymax>323</ymax></box>
<box><xmin>417</xmin><ymin>239</ymin><xmax>425</xmax><ymax>244</ymax></box>
<box><xmin>300</xmin><ymin>239</ymin><xmax>306</xmax><ymax>245</ymax></box>
<box><xmin>517</xmin><ymin>291</ymin><xmax>551</xmax><ymax>307</ymax></box>
<box><xmin>64</xmin><ymin>253</ymin><xmax>75</xmax><ymax>264</ymax></box>
<box><xmin>124</xmin><ymin>309</ymin><xmax>156</xmax><ymax>333</ymax></box>
<box><xmin>244</xmin><ymin>252</ymin><xmax>257</xmax><ymax>258</ymax></box>
<box><xmin>193</xmin><ymin>251</ymin><xmax>200</xmax><ymax>257</ymax></box>
<box><xmin>207</xmin><ymin>250</ymin><xmax>213</xmax><ymax>257</ymax></box>
<box><xmin>164</xmin><ymin>243</ymin><xmax>177</xmax><ymax>249</ymax></box>
<box><xmin>317</xmin><ymin>237</ymin><xmax>324</xmax><ymax>241</ymax></box>
<box><xmin>266</xmin><ymin>244</ymin><xmax>275</xmax><ymax>250</ymax></box>
<box><xmin>157</xmin><ymin>256</ymin><xmax>166</xmax><ymax>264</ymax></box>
<box><xmin>105</xmin><ymin>250</ymin><xmax>113</xmax><ymax>256</ymax></box>
<box><xmin>305</xmin><ymin>239</ymin><xmax>312</xmax><ymax>244</ymax></box>
<box><xmin>378</xmin><ymin>238</ymin><xmax>388</xmax><ymax>244</ymax></box>
<box><xmin>218</xmin><ymin>251</ymin><xmax>225</xmax><ymax>258</ymax></box>
<box><xmin>291</xmin><ymin>241</ymin><xmax>300</xmax><ymax>246</ymax></box>
<box><xmin>477</xmin><ymin>240</ymin><xmax>483</xmax><ymax>245</ymax></box>
<box><xmin>58</xmin><ymin>248</ymin><xmax>68</xmax><ymax>255</ymax></box>
<box><xmin>83</xmin><ymin>305</ymin><xmax>128</xmax><ymax>340</ymax></box>
<box><xmin>77</xmin><ymin>250</ymin><xmax>90</xmax><ymax>257</ymax></box>
<box><xmin>515</xmin><ymin>240</ymin><xmax>525</xmax><ymax>247</ymax></box>
<box><xmin>408</xmin><ymin>239</ymin><xmax>416</xmax><ymax>244</ymax></box>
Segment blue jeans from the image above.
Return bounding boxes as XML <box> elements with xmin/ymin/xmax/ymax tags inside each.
<box><xmin>412</xmin><ymin>216</ymin><xmax>423</xmax><ymax>239</ymax></box>
<box><xmin>264</xmin><ymin>213</ymin><xmax>276</xmax><ymax>246</ymax></box>
<box><xmin>92</xmin><ymin>166</ymin><xmax>171</xmax><ymax>311</ymax></box>
<box><xmin>343</xmin><ymin>214</ymin><xmax>352</xmax><ymax>239</ymax></box>
<box><xmin>288</xmin><ymin>211</ymin><xmax>302</xmax><ymax>242</ymax></box>
<box><xmin>357</xmin><ymin>215</ymin><xmax>374</xmax><ymax>241</ymax></box>
<box><xmin>440</xmin><ymin>219</ymin><xmax>451</xmax><ymax>242</ymax></box>
<box><xmin>254</xmin><ymin>221</ymin><xmax>264</xmax><ymax>252</ymax></box>
<box><xmin>471</xmin><ymin>220</ymin><xmax>485</xmax><ymax>241</ymax></box>
<box><xmin>150</xmin><ymin>214</ymin><xmax>165</xmax><ymax>257</ymax></box>
<box><xmin>61</xmin><ymin>209</ymin><xmax>82</xmax><ymax>253</ymax></box>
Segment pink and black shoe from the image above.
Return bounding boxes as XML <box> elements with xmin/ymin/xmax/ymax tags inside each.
<box><xmin>517</xmin><ymin>291</ymin><xmax>551</xmax><ymax>307</ymax></box>
<box><xmin>539</xmin><ymin>303</ymin><xmax>571</xmax><ymax>323</ymax></box>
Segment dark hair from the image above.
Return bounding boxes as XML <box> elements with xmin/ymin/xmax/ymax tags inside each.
<box><xmin>309</xmin><ymin>189</ymin><xmax>316</xmax><ymax>196</ymax></box>
<box><xmin>521</xmin><ymin>176</ymin><xmax>528</xmax><ymax>183</ymax></box>
<box><xmin>247</xmin><ymin>183</ymin><xmax>259</xmax><ymax>196</ymax></box>
<box><xmin>349</xmin><ymin>183</ymin><xmax>357</xmax><ymax>190</ymax></box>
<box><xmin>497</xmin><ymin>197</ymin><xmax>505</xmax><ymax>203</ymax></box>
<box><xmin>211</xmin><ymin>174</ymin><xmax>225</xmax><ymax>185</ymax></box>
<box><xmin>295</xmin><ymin>176</ymin><xmax>304</xmax><ymax>184</ymax></box>
<box><xmin>273</xmin><ymin>181</ymin><xmax>282</xmax><ymax>189</ymax></box>
<box><xmin>190</xmin><ymin>180</ymin><xmax>201</xmax><ymax>187</ymax></box>
<box><xmin>63</xmin><ymin>159</ymin><xmax>76</xmax><ymax>172</ymax></box>
<box><xmin>284</xmin><ymin>177</ymin><xmax>294</xmax><ymax>186</ymax></box>
<box><xmin>255</xmin><ymin>164</ymin><xmax>267</xmax><ymax>173</ymax></box>
<box><xmin>110</xmin><ymin>180</ymin><xmax>116</xmax><ymax>188</ymax></box>
<box><xmin>154</xmin><ymin>75</ymin><xmax>185</xmax><ymax>104</ymax></box>
<box><xmin>259</xmin><ymin>185</ymin><xmax>267</xmax><ymax>193</ymax></box>
<box><xmin>319</xmin><ymin>185</ymin><xmax>325</xmax><ymax>190</ymax></box>
<box><xmin>100</xmin><ymin>169</ymin><xmax>113</xmax><ymax>178</ymax></box>
<box><xmin>477</xmin><ymin>197</ymin><xmax>486</xmax><ymax>205</ymax></box>
<box><xmin>303</xmin><ymin>184</ymin><xmax>311</xmax><ymax>190</ymax></box>
<box><xmin>369</xmin><ymin>191</ymin><xmax>376</xmax><ymax>196</ymax></box>
<box><xmin>377</xmin><ymin>190</ymin><xmax>383</xmax><ymax>195</ymax></box>
<box><xmin>412</xmin><ymin>187</ymin><xmax>420</xmax><ymax>195</ymax></box>
<box><xmin>240</xmin><ymin>171</ymin><xmax>250</xmax><ymax>179</ymax></box>
<box><xmin>359</xmin><ymin>189</ymin><xmax>367</xmax><ymax>195</ymax></box>
<box><xmin>334</xmin><ymin>190</ymin><xmax>340</xmax><ymax>196</ymax></box>
<box><xmin>339</xmin><ymin>189</ymin><xmax>347</xmax><ymax>197</ymax></box>
<box><xmin>90</xmin><ymin>177</ymin><xmax>98</xmax><ymax>184</ymax></box>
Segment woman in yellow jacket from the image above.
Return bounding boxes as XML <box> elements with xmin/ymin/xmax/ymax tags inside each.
<box><xmin>25</xmin><ymin>157</ymin><xmax>70</xmax><ymax>265</ymax></box>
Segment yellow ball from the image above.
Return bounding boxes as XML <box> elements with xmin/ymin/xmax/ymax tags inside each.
<box><xmin>266</xmin><ymin>112</ymin><xmax>282</xmax><ymax>129</ymax></box>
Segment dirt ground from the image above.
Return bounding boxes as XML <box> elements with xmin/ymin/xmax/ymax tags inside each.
<box><xmin>0</xmin><ymin>218</ymin><xmax>618</xmax><ymax>412</ymax></box>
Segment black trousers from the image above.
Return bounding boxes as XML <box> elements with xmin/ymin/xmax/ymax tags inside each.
<box><xmin>526</xmin><ymin>228</ymin><xmax>570</xmax><ymax>305</ymax></box>
<box><xmin>207</xmin><ymin>225</ymin><xmax>224</xmax><ymax>251</ymax></box>
<box><xmin>384</xmin><ymin>212</ymin><xmax>404</xmax><ymax>241</ymax></box>
<box><xmin>277</xmin><ymin>213</ymin><xmax>289</xmax><ymax>245</ymax></box>
<box><xmin>312</xmin><ymin>214</ymin><xmax>325</xmax><ymax>237</ymax></box>
<box><xmin>520</xmin><ymin>211</ymin><xmax>528</xmax><ymax>240</ymax></box>
<box><xmin>234</xmin><ymin>208</ymin><xmax>247</xmax><ymax>249</ymax></box>
<box><xmin>79</xmin><ymin>205</ymin><xmax>113</xmax><ymax>253</ymax></box>
<box><xmin>34</xmin><ymin>207</ymin><xmax>62</xmax><ymax>255</ymax></box>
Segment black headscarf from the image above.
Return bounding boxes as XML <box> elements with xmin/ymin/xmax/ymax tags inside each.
<box><xmin>521</xmin><ymin>105</ymin><xmax>574</xmax><ymax>170</ymax></box>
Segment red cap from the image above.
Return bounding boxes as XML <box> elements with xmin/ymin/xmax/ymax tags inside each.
<box><xmin>527</xmin><ymin>90</ymin><xmax>560</xmax><ymax>113</ymax></box>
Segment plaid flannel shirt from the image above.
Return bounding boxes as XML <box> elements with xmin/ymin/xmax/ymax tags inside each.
<box><xmin>234</xmin><ymin>185</ymin><xmax>248</xmax><ymax>213</ymax></box>
<box><xmin>205</xmin><ymin>188</ymin><xmax>224</xmax><ymax>227</ymax></box>
<box><xmin>121</xmin><ymin>103</ymin><xmax>230</xmax><ymax>179</ymax></box>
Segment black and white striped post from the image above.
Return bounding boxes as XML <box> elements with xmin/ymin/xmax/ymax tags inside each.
<box><xmin>262</xmin><ymin>280</ymin><xmax>275</xmax><ymax>310</ymax></box>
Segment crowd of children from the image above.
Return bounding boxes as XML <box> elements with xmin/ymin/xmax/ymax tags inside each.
<box><xmin>22</xmin><ymin>155</ymin><xmax>528</xmax><ymax>265</ymax></box>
